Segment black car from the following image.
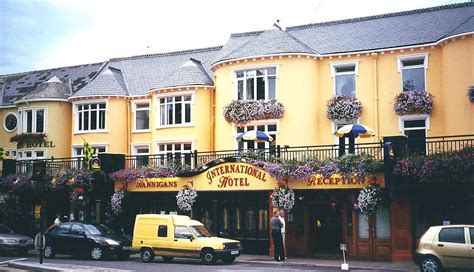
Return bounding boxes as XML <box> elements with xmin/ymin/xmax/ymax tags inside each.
<box><xmin>44</xmin><ymin>222</ymin><xmax>132</xmax><ymax>260</ymax></box>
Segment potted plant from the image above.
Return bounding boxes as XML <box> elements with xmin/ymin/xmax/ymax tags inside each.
<box><xmin>394</xmin><ymin>91</ymin><xmax>433</xmax><ymax>115</ymax></box>
<box><xmin>176</xmin><ymin>184</ymin><xmax>198</xmax><ymax>211</ymax></box>
<box><xmin>326</xmin><ymin>95</ymin><xmax>362</xmax><ymax>121</ymax></box>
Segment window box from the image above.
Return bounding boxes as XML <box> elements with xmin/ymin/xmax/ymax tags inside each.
<box><xmin>394</xmin><ymin>91</ymin><xmax>433</xmax><ymax>115</ymax></box>
<box><xmin>10</xmin><ymin>133</ymin><xmax>47</xmax><ymax>146</ymax></box>
<box><xmin>326</xmin><ymin>95</ymin><xmax>362</xmax><ymax>121</ymax></box>
<box><xmin>223</xmin><ymin>99</ymin><xmax>285</xmax><ymax>125</ymax></box>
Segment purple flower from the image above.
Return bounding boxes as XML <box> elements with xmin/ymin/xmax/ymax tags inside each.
<box><xmin>394</xmin><ymin>91</ymin><xmax>433</xmax><ymax>115</ymax></box>
<box><xmin>223</xmin><ymin>99</ymin><xmax>285</xmax><ymax>125</ymax></box>
<box><xmin>326</xmin><ymin>95</ymin><xmax>362</xmax><ymax>121</ymax></box>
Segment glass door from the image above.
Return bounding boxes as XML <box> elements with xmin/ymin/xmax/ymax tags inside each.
<box><xmin>357</xmin><ymin>207</ymin><xmax>391</xmax><ymax>260</ymax></box>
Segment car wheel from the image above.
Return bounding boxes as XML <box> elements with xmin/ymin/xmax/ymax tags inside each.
<box><xmin>18</xmin><ymin>249</ymin><xmax>28</xmax><ymax>256</ymax></box>
<box><xmin>43</xmin><ymin>245</ymin><xmax>55</xmax><ymax>258</ymax></box>
<box><xmin>162</xmin><ymin>256</ymin><xmax>174</xmax><ymax>263</ymax></box>
<box><xmin>140</xmin><ymin>248</ymin><xmax>154</xmax><ymax>263</ymax></box>
<box><xmin>420</xmin><ymin>256</ymin><xmax>441</xmax><ymax>272</ymax></box>
<box><xmin>90</xmin><ymin>246</ymin><xmax>103</xmax><ymax>260</ymax></box>
<box><xmin>201</xmin><ymin>249</ymin><xmax>217</xmax><ymax>265</ymax></box>
<box><xmin>222</xmin><ymin>256</ymin><xmax>236</xmax><ymax>264</ymax></box>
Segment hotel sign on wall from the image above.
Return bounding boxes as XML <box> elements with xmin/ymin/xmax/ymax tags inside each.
<box><xmin>116</xmin><ymin>162</ymin><xmax>384</xmax><ymax>192</ymax></box>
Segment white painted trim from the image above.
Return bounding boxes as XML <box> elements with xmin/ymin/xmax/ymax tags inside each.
<box><xmin>154</xmin><ymin>91</ymin><xmax>195</xmax><ymax>129</ymax></box>
<box><xmin>148</xmin><ymin>85</ymin><xmax>213</xmax><ymax>94</ymax></box>
<box><xmin>396</xmin><ymin>53</ymin><xmax>429</xmax><ymax>72</ymax></box>
<box><xmin>131</xmin><ymin>99</ymin><xmax>151</xmax><ymax>131</ymax></box>
<box><xmin>231</xmin><ymin>65</ymin><xmax>279</xmax><ymax>101</ymax></box>
<box><xmin>0</xmin><ymin>105</ymin><xmax>17</xmax><ymax>109</ymax></box>
<box><xmin>14</xmin><ymin>98</ymin><xmax>69</xmax><ymax>105</ymax></box>
<box><xmin>17</xmin><ymin>149</ymin><xmax>47</xmax><ymax>160</ymax></box>
<box><xmin>17</xmin><ymin>106</ymin><xmax>48</xmax><ymax>134</ymax></box>
<box><xmin>154</xmin><ymin>139</ymin><xmax>195</xmax><ymax>155</ymax></box>
<box><xmin>131</xmin><ymin>143</ymin><xmax>151</xmax><ymax>155</ymax></box>
<box><xmin>71</xmin><ymin>143</ymin><xmax>109</xmax><ymax>156</ymax></box>
<box><xmin>68</xmin><ymin>95</ymin><xmax>127</xmax><ymax>101</ymax></box>
<box><xmin>3</xmin><ymin>112</ymin><xmax>18</xmax><ymax>132</ymax></box>
<box><xmin>329</xmin><ymin>60</ymin><xmax>360</xmax><ymax>77</ymax></box>
<box><xmin>72</xmin><ymin>99</ymin><xmax>108</xmax><ymax>133</ymax></box>
<box><xmin>398</xmin><ymin>114</ymin><xmax>430</xmax><ymax>133</ymax></box>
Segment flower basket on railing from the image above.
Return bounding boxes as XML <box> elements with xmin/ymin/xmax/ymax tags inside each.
<box><xmin>326</xmin><ymin>95</ymin><xmax>362</xmax><ymax>121</ymax></box>
<box><xmin>223</xmin><ymin>99</ymin><xmax>285</xmax><ymax>125</ymax></box>
<box><xmin>394</xmin><ymin>91</ymin><xmax>433</xmax><ymax>115</ymax></box>
<box><xmin>271</xmin><ymin>181</ymin><xmax>295</xmax><ymax>212</ymax></box>
<box><xmin>10</xmin><ymin>133</ymin><xmax>47</xmax><ymax>146</ymax></box>
<box><xmin>357</xmin><ymin>184</ymin><xmax>383</xmax><ymax>215</ymax></box>
<box><xmin>176</xmin><ymin>184</ymin><xmax>198</xmax><ymax>211</ymax></box>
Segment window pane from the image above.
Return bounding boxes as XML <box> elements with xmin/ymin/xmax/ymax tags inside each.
<box><xmin>99</xmin><ymin>110</ymin><xmax>105</xmax><ymax>129</ymax></box>
<box><xmin>160</xmin><ymin>105</ymin><xmax>166</xmax><ymax>125</ymax></box>
<box><xmin>136</xmin><ymin>103</ymin><xmax>149</xmax><ymax>109</ymax></box>
<box><xmin>26</xmin><ymin>110</ymin><xmax>33</xmax><ymax>133</ymax></box>
<box><xmin>158</xmin><ymin>225</ymin><xmax>167</xmax><ymax>237</ymax></box>
<box><xmin>185</xmin><ymin>104</ymin><xmax>191</xmax><ymax>123</ymax></box>
<box><xmin>184</xmin><ymin>144</ymin><xmax>191</xmax><ymax>151</ymax></box>
<box><xmin>439</xmin><ymin>227</ymin><xmax>465</xmax><ymax>244</ymax></box>
<box><xmin>358</xmin><ymin>213</ymin><xmax>369</xmax><ymax>238</ymax></box>
<box><xmin>336</xmin><ymin>74</ymin><xmax>355</xmax><ymax>96</ymax></box>
<box><xmin>36</xmin><ymin>110</ymin><xmax>44</xmax><ymax>133</ymax></box>
<box><xmin>175</xmin><ymin>102</ymin><xmax>182</xmax><ymax>124</ymax></box>
<box><xmin>403</xmin><ymin>67</ymin><xmax>425</xmax><ymax>92</ymax></box>
<box><xmin>78</xmin><ymin>112</ymin><xmax>82</xmax><ymax>130</ymax></box>
<box><xmin>402</xmin><ymin>58</ymin><xmax>424</xmax><ymax>66</ymax></box>
<box><xmin>405</xmin><ymin>129</ymin><xmax>426</xmax><ymax>155</ymax></box>
<box><xmin>236</xmin><ymin>71</ymin><xmax>244</xmax><ymax>78</ymax></box>
<box><xmin>90</xmin><ymin>110</ymin><xmax>97</xmax><ymax>130</ymax></box>
<box><xmin>167</xmin><ymin>103</ymin><xmax>173</xmax><ymax>125</ymax></box>
<box><xmin>375</xmin><ymin>208</ymin><xmax>391</xmax><ymax>239</ymax></box>
<box><xmin>246</xmin><ymin>78</ymin><xmax>254</xmax><ymax>100</ymax></box>
<box><xmin>91</xmin><ymin>104</ymin><xmax>97</xmax><ymax>110</ymax></box>
<box><xmin>84</xmin><ymin>111</ymin><xmax>89</xmax><ymax>130</ymax></box>
<box><xmin>237</xmin><ymin>81</ymin><xmax>244</xmax><ymax>100</ymax></box>
<box><xmin>256</xmin><ymin>77</ymin><xmax>265</xmax><ymax>100</ymax></box>
<box><xmin>404</xmin><ymin>120</ymin><xmax>426</xmax><ymax>128</ymax></box>
<box><xmin>268</xmin><ymin>76</ymin><xmax>276</xmax><ymax>99</ymax></box>
<box><xmin>469</xmin><ymin>228</ymin><xmax>474</xmax><ymax>244</ymax></box>
<box><xmin>99</xmin><ymin>103</ymin><xmax>106</xmax><ymax>109</ymax></box>
<box><xmin>35</xmin><ymin>151</ymin><xmax>44</xmax><ymax>157</ymax></box>
<box><xmin>184</xmin><ymin>96</ymin><xmax>191</xmax><ymax>101</ymax></box>
<box><xmin>136</xmin><ymin>110</ymin><xmax>149</xmax><ymax>130</ymax></box>
<box><xmin>267</xmin><ymin>67</ymin><xmax>276</xmax><ymax>75</ymax></box>
<box><xmin>335</xmin><ymin>65</ymin><xmax>355</xmax><ymax>73</ymax></box>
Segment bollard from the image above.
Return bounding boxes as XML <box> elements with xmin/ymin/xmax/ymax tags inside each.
<box><xmin>340</xmin><ymin>243</ymin><xmax>349</xmax><ymax>270</ymax></box>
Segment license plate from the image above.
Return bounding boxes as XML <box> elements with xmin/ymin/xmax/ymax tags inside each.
<box><xmin>231</xmin><ymin>250</ymin><xmax>239</xmax><ymax>255</ymax></box>
<box><xmin>122</xmin><ymin>246</ymin><xmax>132</xmax><ymax>250</ymax></box>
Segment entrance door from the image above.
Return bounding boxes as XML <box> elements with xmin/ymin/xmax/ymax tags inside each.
<box><xmin>308</xmin><ymin>203</ymin><xmax>343</xmax><ymax>257</ymax></box>
<box><xmin>356</xmin><ymin>207</ymin><xmax>391</xmax><ymax>260</ymax></box>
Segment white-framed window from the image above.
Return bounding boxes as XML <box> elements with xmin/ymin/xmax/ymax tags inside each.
<box><xmin>132</xmin><ymin>101</ymin><xmax>150</xmax><ymax>131</ymax></box>
<box><xmin>331</xmin><ymin>61</ymin><xmax>358</xmax><ymax>97</ymax></box>
<box><xmin>18</xmin><ymin>108</ymin><xmax>46</xmax><ymax>133</ymax></box>
<box><xmin>236</xmin><ymin>122</ymin><xmax>278</xmax><ymax>150</ymax></box>
<box><xmin>4</xmin><ymin>149</ymin><xmax>17</xmax><ymax>159</ymax></box>
<box><xmin>235</xmin><ymin>67</ymin><xmax>277</xmax><ymax>100</ymax></box>
<box><xmin>73</xmin><ymin>145</ymin><xmax>107</xmax><ymax>157</ymax></box>
<box><xmin>3</xmin><ymin>112</ymin><xmax>18</xmax><ymax>132</ymax></box>
<box><xmin>333</xmin><ymin>121</ymin><xmax>357</xmax><ymax>145</ymax></box>
<box><xmin>156</xmin><ymin>141</ymin><xmax>193</xmax><ymax>166</ymax></box>
<box><xmin>158</xmin><ymin>94</ymin><xmax>192</xmax><ymax>127</ymax></box>
<box><xmin>397</xmin><ymin>54</ymin><xmax>428</xmax><ymax>92</ymax></box>
<box><xmin>132</xmin><ymin>144</ymin><xmax>150</xmax><ymax>168</ymax></box>
<box><xmin>18</xmin><ymin>149</ymin><xmax>46</xmax><ymax>160</ymax></box>
<box><xmin>74</xmin><ymin>101</ymin><xmax>107</xmax><ymax>132</ymax></box>
<box><xmin>399</xmin><ymin>114</ymin><xmax>429</xmax><ymax>155</ymax></box>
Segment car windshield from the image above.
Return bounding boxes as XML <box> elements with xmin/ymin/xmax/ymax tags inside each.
<box><xmin>83</xmin><ymin>224</ymin><xmax>115</xmax><ymax>236</ymax></box>
<box><xmin>189</xmin><ymin>225</ymin><xmax>213</xmax><ymax>238</ymax></box>
<box><xmin>0</xmin><ymin>225</ymin><xmax>12</xmax><ymax>234</ymax></box>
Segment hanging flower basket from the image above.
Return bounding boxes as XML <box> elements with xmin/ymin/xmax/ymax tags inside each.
<box><xmin>111</xmin><ymin>189</ymin><xmax>127</xmax><ymax>216</ymax></box>
<box><xmin>357</xmin><ymin>184</ymin><xmax>384</xmax><ymax>215</ymax></box>
<box><xmin>223</xmin><ymin>99</ymin><xmax>285</xmax><ymax>125</ymax></box>
<box><xmin>176</xmin><ymin>185</ymin><xmax>198</xmax><ymax>211</ymax></box>
<box><xmin>394</xmin><ymin>91</ymin><xmax>433</xmax><ymax>115</ymax></box>
<box><xmin>271</xmin><ymin>181</ymin><xmax>295</xmax><ymax>212</ymax></box>
<box><xmin>326</xmin><ymin>95</ymin><xmax>362</xmax><ymax>121</ymax></box>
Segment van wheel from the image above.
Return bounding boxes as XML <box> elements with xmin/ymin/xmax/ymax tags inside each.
<box><xmin>201</xmin><ymin>249</ymin><xmax>217</xmax><ymax>265</ymax></box>
<box><xmin>162</xmin><ymin>256</ymin><xmax>174</xmax><ymax>263</ymax></box>
<box><xmin>141</xmin><ymin>248</ymin><xmax>154</xmax><ymax>263</ymax></box>
<box><xmin>222</xmin><ymin>256</ymin><xmax>236</xmax><ymax>264</ymax></box>
<box><xmin>420</xmin><ymin>256</ymin><xmax>441</xmax><ymax>272</ymax></box>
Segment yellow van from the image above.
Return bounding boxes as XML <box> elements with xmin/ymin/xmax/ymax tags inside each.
<box><xmin>132</xmin><ymin>214</ymin><xmax>242</xmax><ymax>264</ymax></box>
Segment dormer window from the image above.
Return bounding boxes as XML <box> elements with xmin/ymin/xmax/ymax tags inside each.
<box><xmin>235</xmin><ymin>67</ymin><xmax>277</xmax><ymax>100</ymax></box>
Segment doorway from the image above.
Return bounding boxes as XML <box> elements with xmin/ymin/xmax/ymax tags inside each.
<box><xmin>308</xmin><ymin>203</ymin><xmax>343</xmax><ymax>257</ymax></box>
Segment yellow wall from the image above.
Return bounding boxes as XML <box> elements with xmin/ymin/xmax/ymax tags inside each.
<box><xmin>0</xmin><ymin>107</ymin><xmax>19</xmax><ymax>151</ymax></box>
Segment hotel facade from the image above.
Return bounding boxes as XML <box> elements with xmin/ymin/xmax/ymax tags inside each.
<box><xmin>0</xmin><ymin>3</ymin><xmax>473</xmax><ymax>261</ymax></box>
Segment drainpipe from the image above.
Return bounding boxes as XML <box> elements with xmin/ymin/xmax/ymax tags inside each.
<box><xmin>371</xmin><ymin>53</ymin><xmax>380</xmax><ymax>139</ymax></box>
<box><xmin>211</xmin><ymin>84</ymin><xmax>216</xmax><ymax>151</ymax></box>
<box><xmin>127</xmin><ymin>99</ymin><xmax>131</xmax><ymax>156</ymax></box>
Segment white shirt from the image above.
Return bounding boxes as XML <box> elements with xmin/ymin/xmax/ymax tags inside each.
<box><xmin>278</xmin><ymin>216</ymin><xmax>285</xmax><ymax>234</ymax></box>
<box><xmin>54</xmin><ymin>218</ymin><xmax>61</xmax><ymax>225</ymax></box>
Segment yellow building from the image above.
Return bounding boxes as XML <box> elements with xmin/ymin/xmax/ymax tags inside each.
<box><xmin>1</xmin><ymin>3</ymin><xmax>473</xmax><ymax>261</ymax></box>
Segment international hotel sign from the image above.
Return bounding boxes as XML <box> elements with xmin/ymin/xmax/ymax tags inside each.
<box><xmin>115</xmin><ymin>162</ymin><xmax>384</xmax><ymax>192</ymax></box>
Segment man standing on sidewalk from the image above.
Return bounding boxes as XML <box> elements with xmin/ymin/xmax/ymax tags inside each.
<box><xmin>270</xmin><ymin>210</ymin><xmax>285</xmax><ymax>261</ymax></box>
<box><xmin>278</xmin><ymin>210</ymin><xmax>287</xmax><ymax>259</ymax></box>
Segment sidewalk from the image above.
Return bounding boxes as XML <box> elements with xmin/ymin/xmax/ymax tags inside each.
<box><xmin>7</xmin><ymin>261</ymin><xmax>129</xmax><ymax>272</ymax></box>
<box><xmin>238</xmin><ymin>254</ymin><xmax>419</xmax><ymax>271</ymax></box>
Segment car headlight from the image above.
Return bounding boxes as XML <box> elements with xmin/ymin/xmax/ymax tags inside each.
<box><xmin>0</xmin><ymin>238</ymin><xmax>18</xmax><ymax>244</ymax></box>
<box><xmin>104</xmin><ymin>239</ymin><xmax>120</xmax><ymax>246</ymax></box>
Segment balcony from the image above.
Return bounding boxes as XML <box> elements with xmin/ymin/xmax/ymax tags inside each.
<box><xmin>5</xmin><ymin>134</ymin><xmax>474</xmax><ymax>176</ymax></box>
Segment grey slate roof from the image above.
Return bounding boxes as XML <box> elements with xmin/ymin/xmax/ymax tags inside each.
<box><xmin>71</xmin><ymin>66</ymin><xmax>129</xmax><ymax>97</ymax></box>
<box><xmin>0</xmin><ymin>62</ymin><xmax>103</xmax><ymax>106</ymax></box>
<box><xmin>213</xmin><ymin>3</ymin><xmax>474</xmax><ymax>64</ymax></box>
<box><xmin>19</xmin><ymin>76</ymin><xmax>70</xmax><ymax>102</ymax></box>
<box><xmin>156</xmin><ymin>58</ymin><xmax>214</xmax><ymax>89</ymax></box>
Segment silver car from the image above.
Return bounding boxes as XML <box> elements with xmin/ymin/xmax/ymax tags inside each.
<box><xmin>0</xmin><ymin>224</ymin><xmax>34</xmax><ymax>256</ymax></box>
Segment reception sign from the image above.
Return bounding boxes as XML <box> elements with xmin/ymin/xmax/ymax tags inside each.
<box><xmin>115</xmin><ymin>162</ymin><xmax>384</xmax><ymax>192</ymax></box>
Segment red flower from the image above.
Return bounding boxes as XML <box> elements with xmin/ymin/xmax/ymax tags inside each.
<box><xmin>74</xmin><ymin>187</ymin><xmax>84</xmax><ymax>193</ymax></box>
<box><xmin>277</xmin><ymin>180</ymin><xmax>286</xmax><ymax>187</ymax></box>
<box><xmin>368</xmin><ymin>176</ymin><xmax>377</xmax><ymax>185</ymax></box>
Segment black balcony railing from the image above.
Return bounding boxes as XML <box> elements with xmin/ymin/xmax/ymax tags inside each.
<box><xmin>9</xmin><ymin>134</ymin><xmax>474</xmax><ymax>175</ymax></box>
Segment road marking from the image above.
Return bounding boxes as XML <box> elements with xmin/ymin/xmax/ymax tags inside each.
<box><xmin>0</xmin><ymin>258</ymin><xmax>27</xmax><ymax>265</ymax></box>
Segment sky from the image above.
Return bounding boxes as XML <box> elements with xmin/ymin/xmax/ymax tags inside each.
<box><xmin>0</xmin><ymin>0</ymin><xmax>467</xmax><ymax>75</ymax></box>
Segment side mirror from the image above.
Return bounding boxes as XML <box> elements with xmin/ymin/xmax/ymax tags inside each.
<box><xmin>186</xmin><ymin>234</ymin><xmax>194</xmax><ymax>241</ymax></box>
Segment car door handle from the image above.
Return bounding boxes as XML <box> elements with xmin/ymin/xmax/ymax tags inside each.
<box><xmin>437</xmin><ymin>244</ymin><xmax>444</xmax><ymax>247</ymax></box>
<box><xmin>174</xmin><ymin>239</ymin><xmax>178</xmax><ymax>242</ymax></box>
